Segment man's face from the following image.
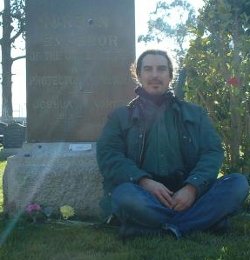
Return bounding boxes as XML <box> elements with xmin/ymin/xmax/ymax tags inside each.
<box><xmin>138</xmin><ymin>54</ymin><xmax>171</xmax><ymax>96</ymax></box>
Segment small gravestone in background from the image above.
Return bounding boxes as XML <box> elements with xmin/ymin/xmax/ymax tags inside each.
<box><xmin>0</xmin><ymin>122</ymin><xmax>26</xmax><ymax>159</ymax></box>
<box><xmin>3</xmin><ymin>122</ymin><xmax>26</xmax><ymax>148</ymax></box>
<box><xmin>3</xmin><ymin>0</ymin><xmax>135</xmax><ymax>219</ymax></box>
<box><xmin>0</xmin><ymin>122</ymin><xmax>7</xmax><ymax>144</ymax></box>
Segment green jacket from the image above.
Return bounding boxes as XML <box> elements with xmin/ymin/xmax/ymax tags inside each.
<box><xmin>96</xmin><ymin>95</ymin><xmax>224</xmax><ymax>218</ymax></box>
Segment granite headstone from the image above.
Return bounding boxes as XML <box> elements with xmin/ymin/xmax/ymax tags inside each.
<box><xmin>26</xmin><ymin>0</ymin><xmax>135</xmax><ymax>142</ymax></box>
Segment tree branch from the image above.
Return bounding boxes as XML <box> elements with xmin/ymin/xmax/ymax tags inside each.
<box><xmin>12</xmin><ymin>55</ymin><xmax>26</xmax><ymax>62</ymax></box>
<box><xmin>10</xmin><ymin>13</ymin><xmax>25</xmax><ymax>43</ymax></box>
<box><xmin>10</xmin><ymin>26</ymin><xmax>24</xmax><ymax>43</ymax></box>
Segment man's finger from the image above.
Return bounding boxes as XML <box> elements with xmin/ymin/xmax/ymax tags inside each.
<box><xmin>157</xmin><ymin>190</ymin><xmax>174</xmax><ymax>208</ymax></box>
<box><xmin>173</xmin><ymin>203</ymin><xmax>184</xmax><ymax>211</ymax></box>
<box><xmin>157</xmin><ymin>193</ymin><xmax>172</xmax><ymax>208</ymax></box>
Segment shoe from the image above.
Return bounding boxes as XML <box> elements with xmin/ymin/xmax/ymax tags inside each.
<box><xmin>119</xmin><ymin>223</ymin><xmax>182</xmax><ymax>241</ymax></box>
<box><xmin>119</xmin><ymin>223</ymin><xmax>164</xmax><ymax>241</ymax></box>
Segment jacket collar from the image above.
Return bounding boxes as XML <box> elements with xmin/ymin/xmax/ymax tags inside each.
<box><xmin>128</xmin><ymin>94</ymin><xmax>197</xmax><ymax>124</ymax></box>
<box><xmin>172</xmin><ymin>100</ymin><xmax>197</xmax><ymax>124</ymax></box>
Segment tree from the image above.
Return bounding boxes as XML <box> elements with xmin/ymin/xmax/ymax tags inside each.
<box><xmin>0</xmin><ymin>0</ymin><xmax>25</xmax><ymax>122</ymax></box>
<box><xmin>185</xmin><ymin>0</ymin><xmax>250</xmax><ymax>173</ymax></box>
<box><xmin>138</xmin><ymin>0</ymin><xmax>197</xmax><ymax>99</ymax></box>
<box><xmin>139</xmin><ymin>0</ymin><xmax>250</xmax><ymax>173</ymax></box>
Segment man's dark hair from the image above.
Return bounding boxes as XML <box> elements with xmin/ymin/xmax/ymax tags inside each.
<box><xmin>130</xmin><ymin>49</ymin><xmax>173</xmax><ymax>83</ymax></box>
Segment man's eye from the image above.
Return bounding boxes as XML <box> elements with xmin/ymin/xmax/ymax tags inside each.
<box><xmin>158</xmin><ymin>66</ymin><xmax>167</xmax><ymax>71</ymax></box>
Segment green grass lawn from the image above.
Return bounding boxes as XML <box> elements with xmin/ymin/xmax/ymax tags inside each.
<box><xmin>0</xmin><ymin>161</ymin><xmax>250</xmax><ymax>260</ymax></box>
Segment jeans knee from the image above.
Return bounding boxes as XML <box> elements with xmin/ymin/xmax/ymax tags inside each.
<box><xmin>227</xmin><ymin>173</ymin><xmax>249</xmax><ymax>201</ymax></box>
<box><xmin>112</xmin><ymin>183</ymin><xmax>141</xmax><ymax>211</ymax></box>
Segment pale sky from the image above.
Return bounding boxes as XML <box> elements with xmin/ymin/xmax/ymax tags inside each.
<box><xmin>0</xmin><ymin>0</ymin><xmax>204</xmax><ymax>117</ymax></box>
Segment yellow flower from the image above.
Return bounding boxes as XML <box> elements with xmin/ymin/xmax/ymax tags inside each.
<box><xmin>60</xmin><ymin>205</ymin><xmax>75</xmax><ymax>220</ymax></box>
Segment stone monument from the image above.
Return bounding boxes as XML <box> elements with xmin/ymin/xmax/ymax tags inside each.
<box><xmin>3</xmin><ymin>0</ymin><xmax>135</xmax><ymax>219</ymax></box>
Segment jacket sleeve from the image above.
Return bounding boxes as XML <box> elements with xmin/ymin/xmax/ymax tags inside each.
<box><xmin>184</xmin><ymin>109</ymin><xmax>224</xmax><ymax>197</ymax></box>
<box><xmin>96</xmin><ymin>107</ymin><xmax>151</xmax><ymax>186</ymax></box>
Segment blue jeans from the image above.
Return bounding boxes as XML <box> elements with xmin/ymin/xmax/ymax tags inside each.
<box><xmin>111</xmin><ymin>173</ymin><xmax>249</xmax><ymax>236</ymax></box>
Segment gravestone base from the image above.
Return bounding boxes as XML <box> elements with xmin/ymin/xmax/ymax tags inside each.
<box><xmin>3</xmin><ymin>142</ymin><xmax>103</xmax><ymax>219</ymax></box>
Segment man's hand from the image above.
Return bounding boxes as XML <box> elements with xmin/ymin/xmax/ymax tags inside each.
<box><xmin>172</xmin><ymin>184</ymin><xmax>197</xmax><ymax>212</ymax></box>
<box><xmin>139</xmin><ymin>178</ymin><xmax>174</xmax><ymax>208</ymax></box>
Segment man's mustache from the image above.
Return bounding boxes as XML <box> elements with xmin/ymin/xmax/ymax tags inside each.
<box><xmin>148</xmin><ymin>79</ymin><xmax>163</xmax><ymax>84</ymax></box>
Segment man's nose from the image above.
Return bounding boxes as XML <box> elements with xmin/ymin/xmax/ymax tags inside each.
<box><xmin>152</xmin><ymin>68</ymin><xmax>158</xmax><ymax>77</ymax></box>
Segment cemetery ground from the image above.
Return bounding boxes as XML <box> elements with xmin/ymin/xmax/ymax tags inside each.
<box><xmin>0</xmin><ymin>161</ymin><xmax>249</xmax><ymax>259</ymax></box>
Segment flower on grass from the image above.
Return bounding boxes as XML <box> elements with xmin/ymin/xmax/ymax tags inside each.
<box><xmin>26</xmin><ymin>203</ymin><xmax>41</xmax><ymax>214</ymax></box>
<box><xmin>25</xmin><ymin>203</ymin><xmax>42</xmax><ymax>223</ymax></box>
<box><xmin>60</xmin><ymin>205</ymin><xmax>75</xmax><ymax>220</ymax></box>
